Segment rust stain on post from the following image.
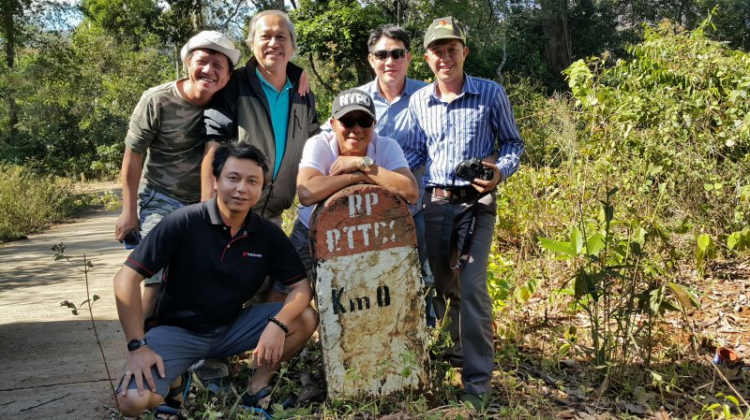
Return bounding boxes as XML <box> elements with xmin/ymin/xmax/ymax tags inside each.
<box><xmin>310</xmin><ymin>185</ymin><xmax>428</xmax><ymax>399</ymax></box>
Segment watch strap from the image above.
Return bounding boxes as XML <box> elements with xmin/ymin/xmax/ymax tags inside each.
<box><xmin>127</xmin><ymin>338</ymin><xmax>148</xmax><ymax>352</ymax></box>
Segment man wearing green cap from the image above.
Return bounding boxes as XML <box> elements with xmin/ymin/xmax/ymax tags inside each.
<box><xmin>404</xmin><ymin>16</ymin><xmax>525</xmax><ymax>409</ymax></box>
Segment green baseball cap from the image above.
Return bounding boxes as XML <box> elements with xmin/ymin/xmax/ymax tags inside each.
<box><xmin>423</xmin><ymin>16</ymin><xmax>467</xmax><ymax>49</ymax></box>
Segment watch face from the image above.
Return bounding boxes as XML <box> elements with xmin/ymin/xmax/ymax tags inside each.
<box><xmin>363</xmin><ymin>156</ymin><xmax>373</xmax><ymax>167</ymax></box>
<box><xmin>127</xmin><ymin>339</ymin><xmax>146</xmax><ymax>351</ymax></box>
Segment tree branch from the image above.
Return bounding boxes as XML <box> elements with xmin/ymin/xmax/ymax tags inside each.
<box><xmin>307</xmin><ymin>53</ymin><xmax>334</xmax><ymax>94</ymax></box>
<box><xmin>221</xmin><ymin>0</ymin><xmax>246</xmax><ymax>32</ymax></box>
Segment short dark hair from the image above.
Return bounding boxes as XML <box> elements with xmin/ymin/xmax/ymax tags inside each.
<box><xmin>212</xmin><ymin>143</ymin><xmax>271</xmax><ymax>186</ymax></box>
<box><xmin>186</xmin><ymin>48</ymin><xmax>235</xmax><ymax>73</ymax></box>
<box><xmin>367</xmin><ymin>24</ymin><xmax>411</xmax><ymax>53</ymax></box>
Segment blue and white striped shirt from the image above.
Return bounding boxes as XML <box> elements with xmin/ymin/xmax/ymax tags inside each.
<box><xmin>405</xmin><ymin>75</ymin><xmax>525</xmax><ymax>188</ymax></box>
<box><xmin>358</xmin><ymin>77</ymin><xmax>428</xmax><ymax>148</ymax></box>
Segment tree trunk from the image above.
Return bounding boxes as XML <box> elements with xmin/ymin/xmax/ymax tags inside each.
<box><xmin>190</xmin><ymin>0</ymin><xmax>204</xmax><ymax>32</ymax></box>
<box><xmin>1</xmin><ymin>1</ymin><xmax>18</xmax><ymax>137</ymax></box>
<box><xmin>540</xmin><ymin>0</ymin><xmax>572</xmax><ymax>86</ymax></box>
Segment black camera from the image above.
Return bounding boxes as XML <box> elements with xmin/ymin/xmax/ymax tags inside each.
<box><xmin>455</xmin><ymin>158</ymin><xmax>494</xmax><ymax>181</ymax></box>
<box><xmin>123</xmin><ymin>230</ymin><xmax>142</xmax><ymax>250</ymax></box>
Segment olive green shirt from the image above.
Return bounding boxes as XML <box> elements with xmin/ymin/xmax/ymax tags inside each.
<box><xmin>125</xmin><ymin>81</ymin><xmax>204</xmax><ymax>203</ymax></box>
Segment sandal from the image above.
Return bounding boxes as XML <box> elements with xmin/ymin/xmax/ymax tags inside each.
<box><xmin>241</xmin><ymin>386</ymin><xmax>272</xmax><ymax>407</ymax></box>
<box><xmin>154</xmin><ymin>403</ymin><xmax>185</xmax><ymax>420</ymax></box>
<box><xmin>240</xmin><ymin>387</ymin><xmax>294</xmax><ymax>418</ymax></box>
<box><xmin>166</xmin><ymin>372</ymin><xmax>190</xmax><ymax>406</ymax></box>
<box><xmin>241</xmin><ymin>390</ymin><xmax>272</xmax><ymax>418</ymax></box>
<box><xmin>154</xmin><ymin>372</ymin><xmax>189</xmax><ymax>420</ymax></box>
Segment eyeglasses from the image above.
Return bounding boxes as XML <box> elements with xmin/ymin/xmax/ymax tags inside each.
<box><xmin>371</xmin><ymin>49</ymin><xmax>407</xmax><ymax>61</ymax></box>
<box><xmin>337</xmin><ymin>116</ymin><xmax>374</xmax><ymax>129</ymax></box>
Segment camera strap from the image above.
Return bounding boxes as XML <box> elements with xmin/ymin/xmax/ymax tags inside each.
<box><xmin>451</xmin><ymin>193</ymin><xmax>487</xmax><ymax>271</ymax></box>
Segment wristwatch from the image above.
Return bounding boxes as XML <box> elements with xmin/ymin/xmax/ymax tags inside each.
<box><xmin>127</xmin><ymin>338</ymin><xmax>148</xmax><ymax>352</ymax></box>
<box><xmin>360</xmin><ymin>156</ymin><xmax>374</xmax><ymax>171</ymax></box>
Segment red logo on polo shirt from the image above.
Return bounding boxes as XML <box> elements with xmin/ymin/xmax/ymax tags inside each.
<box><xmin>242</xmin><ymin>251</ymin><xmax>263</xmax><ymax>258</ymax></box>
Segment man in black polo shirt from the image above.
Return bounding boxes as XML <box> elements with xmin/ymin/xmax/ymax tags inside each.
<box><xmin>113</xmin><ymin>143</ymin><xmax>317</xmax><ymax>419</ymax></box>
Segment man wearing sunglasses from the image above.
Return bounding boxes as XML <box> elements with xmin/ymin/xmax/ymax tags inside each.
<box><xmin>361</xmin><ymin>24</ymin><xmax>427</xmax><ymax>146</ymax></box>
<box><xmin>361</xmin><ymin>25</ymin><xmax>437</xmax><ymax>326</ymax></box>
<box><xmin>404</xmin><ymin>17</ymin><xmax>525</xmax><ymax>410</ymax></box>
<box><xmin>315</xmin><ymin>25</ymin><xmax>437</xmax><ymax>325</ymax></box>
<box><xmin>290</xmin><ymin>88</ymin><xmax>418</xmax><ymax>274</ymax></box>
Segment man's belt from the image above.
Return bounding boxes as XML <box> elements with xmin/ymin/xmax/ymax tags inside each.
<box><xmin>428</xmin><ymin>186</ymin><xmax>480</xmax><ymax>201</ymax></box>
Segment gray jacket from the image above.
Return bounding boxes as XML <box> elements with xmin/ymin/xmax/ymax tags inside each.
<box><xmin>205</xmin><ymin>58</ymin><xmax>320</xmax><ymax>219</ymax></box>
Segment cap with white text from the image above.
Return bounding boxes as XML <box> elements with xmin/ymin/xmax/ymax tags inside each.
<box><xmin>331</xmin><ymin>89</ymin><xmax>376</xmax><ymax>120</ymax></box>
<box><xmin>180</xmin><ymin>31</ymin><xmax>241</xmax><ymax>67</ymax></box>
<box><xmin>423</xmin><ymin>16</ymin><xmax>467</xmax><ymax>49</ymax></box>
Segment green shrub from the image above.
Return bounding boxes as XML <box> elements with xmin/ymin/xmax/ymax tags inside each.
<box><xmin>564</xmin><ymin>19</ymin><xmax>750</xmax><ymax>244</ymax></box>
<box><xmin>490</xmin><ymin>18</ymin><xmax>749</xmax><ymax>380</ymax></box>
<box><xmin>0</xmin><ymin>165</ymin><xmax>79</xmax><ymax>242</ymax></box>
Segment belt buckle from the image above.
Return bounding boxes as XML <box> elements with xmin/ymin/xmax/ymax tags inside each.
<box><xmin>430</xmin><ymin>187</ymin><xmax>450</xmax><ymax>200</ymax></box>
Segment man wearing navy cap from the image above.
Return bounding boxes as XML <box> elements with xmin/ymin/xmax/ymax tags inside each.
<box><xmin>291</xmin><ymin>88</ymin><xmax>418</xmax><ymax>273</ymax></box>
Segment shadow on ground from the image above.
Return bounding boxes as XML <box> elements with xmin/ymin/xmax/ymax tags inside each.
<box><xmin>0</xmin><ymin>320</ymin><xmax>124</xmax><ymax>420</ymax></box>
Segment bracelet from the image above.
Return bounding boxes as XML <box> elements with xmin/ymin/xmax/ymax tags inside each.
<box><xmin>268</xmin><ymin>316</ymin><xmax>289</xmax><ymax>334</ymax></box>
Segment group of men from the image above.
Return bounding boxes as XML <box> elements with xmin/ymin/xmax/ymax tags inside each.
<box><xmin>112</xmin><ymin>11</ymin><xmax>524</xmax><ymax>419</ymax></box>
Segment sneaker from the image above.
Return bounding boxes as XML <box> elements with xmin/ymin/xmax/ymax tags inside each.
<box><xmin>461</xmin><ymin>392</ymin><xmax>488</xmax><ymax>410</ymax></box>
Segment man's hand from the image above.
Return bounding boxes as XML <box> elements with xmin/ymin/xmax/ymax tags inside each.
<box><xmin>298</xmin><ymin>71</ymin><xmax>310</xmax><ymax>96</ymax></box>
<box><xmin>115</xmin><ymin>211</ymin><xmax>139</xmax><ymax>242</ymax></box>
<box><xmin>330</xmin><ymin>156</ymin><xmax>368</xmax><ymax>176</ymax></box>
<box><xmin>471</xmin><ymin>161</ymin><xmax>501</xmax><ymax>194</ymax></box>
<box><xmin>253</xmin><ymin>323</ymin><xmax>286</xmax><ymax>367</ymax></box>
<box><xmin>117</xmin><ymin>347</ymin><xmax>165</xmax><ymax>396</ymax></box>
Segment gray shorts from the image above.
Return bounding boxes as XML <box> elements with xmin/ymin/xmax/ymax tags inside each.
<box><xmin>121</xmin><ymin>302</ymin><xmax>282</xmax><ymax>397</ymax></box>
<box><xmin>138</xmin><ymin>186</ymin><xmax>193</xmax><ymax>285</ymax></box>
<box><xmin>289</xmin><ymin>218</ymin><xmax>313</xmax><ymax>277</ymax></box>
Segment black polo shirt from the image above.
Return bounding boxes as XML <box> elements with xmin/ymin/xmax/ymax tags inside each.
<box><xmin>124</xmin><ymin>198</ymin><xmax>306</xmax><ymax>333</ymax></box>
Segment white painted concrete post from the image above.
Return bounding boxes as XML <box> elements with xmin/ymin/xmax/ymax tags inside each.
<box><xmin>310</xmin><ymin>184</ymin><xmax>429</xmax><ymax>399</ymax></box>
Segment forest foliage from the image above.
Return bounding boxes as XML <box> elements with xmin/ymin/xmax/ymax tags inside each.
<box><xmin>1</xmin><ymin>1</ymin><xmax>749</xmax><ymax>417</ymax></box>
<box><xmin>0</xmin><ymin>2</ymin><xmax>747</xmax><ymax>298</ymax></box>
<box><xmin>1</xmin><ymin>0</ymin><xmax>749</xmax><ymax>179</ymax></box>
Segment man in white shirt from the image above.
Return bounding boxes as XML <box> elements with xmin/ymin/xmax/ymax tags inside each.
<box><xmin>290</xmin><ymin>88</ymin><xmax>418</xmax><ymax>272</ymax></box>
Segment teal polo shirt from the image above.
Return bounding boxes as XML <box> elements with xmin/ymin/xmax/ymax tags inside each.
<box><xmin>256</xmin><ymin>69</ymin><xmax>293</xmax><ymax>179</ymax></box>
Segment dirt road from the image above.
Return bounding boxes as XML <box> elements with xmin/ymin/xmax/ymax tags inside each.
<box><xmin>0</xmin><ymin>207</ymin><xmax>129</xmax><ymax>420</ymax></box>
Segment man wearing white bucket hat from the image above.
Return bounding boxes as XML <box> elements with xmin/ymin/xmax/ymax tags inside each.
<box><xmin>114</xmin><ymin>30</ymin><xmax>240</xmax><ymax>319</ymax></box>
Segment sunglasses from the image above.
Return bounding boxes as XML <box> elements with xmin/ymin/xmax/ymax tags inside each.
<box><xmin>337</xmin><ymin>116</ymin><xmax>375</xmax><ymax>128</ymax></box>
<box><xmin>371</xmin><ymin>49</ymin><xmax>408</xmax><ymax>61</ymax></box>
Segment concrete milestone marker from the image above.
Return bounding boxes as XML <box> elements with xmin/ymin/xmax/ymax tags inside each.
<box><xmin>310</xmin><ymin>184</ymin><xmax>428</xmax><ymax>399</ymax></box>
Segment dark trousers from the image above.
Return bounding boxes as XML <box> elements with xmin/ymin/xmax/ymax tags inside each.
<box><xmin>423</xmin><ymin>190</ymin><xmax>496</xmax><ymax>395</ymax></box>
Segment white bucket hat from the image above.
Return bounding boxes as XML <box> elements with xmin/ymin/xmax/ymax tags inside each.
<box><xmin>180</xmin><ymin>31</ymin><xmax>241</xmax><ymax>67</ymax></box>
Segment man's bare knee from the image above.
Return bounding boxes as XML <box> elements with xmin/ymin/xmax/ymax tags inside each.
<box><xmin>292</xmin><ymin>306</ymin><xmax>318</xmax><ymax>337</ymax></box>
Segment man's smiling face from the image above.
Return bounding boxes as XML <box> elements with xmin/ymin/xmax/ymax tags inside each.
<box><xmin>186</xmin><ymin>49</ymin><xmax>231</xmax><ymax>98</ymax></box>
<box><xmin>368</xmin><ymin>36</ymin><xmax>411</xmax><ymax>90</ymax></box>
<box><xmin>252</xmin><ymin>14</ymin><xmax>293</xmax><ymax>73</ymax></box>
<box><xmin>214</xmin><ymin>156</ymin><xmax>264</xmax><ymax>215</ymax></box>
<box><xmin>424</xmin><ymin>39</ymin><xmax>468</xmax><ymax>85</ymax></box>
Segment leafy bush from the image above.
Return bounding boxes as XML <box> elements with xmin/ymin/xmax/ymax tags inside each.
<box><xmin>0</xmin><ymin>25</ymin><xmax>172</xmax><ymax>178</ymax></box>
<box><xmin>565</xmin><ymin>19</ymin><xmax>750</xmax><ymax>244</ymax></box>
<box><xmin>0</xmin><ymin>166</ymin><xmax>79</xmax><ymax>241</ymax></box>
<box><xmin>491</xmin><ymin>18</ymin><xmax>749</xmax><ymax>385</ymax></box>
